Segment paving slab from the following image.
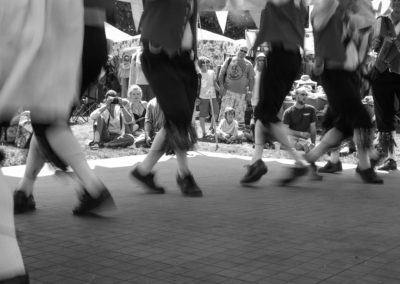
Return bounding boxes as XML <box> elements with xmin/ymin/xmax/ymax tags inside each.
<box><xmin>3</xmin><ymin>151</ymin><xmax>400</xmax><ymax>283</ymax></box>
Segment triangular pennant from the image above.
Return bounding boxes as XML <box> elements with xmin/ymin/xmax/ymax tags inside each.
<box><xmin>249</xmin><ymin>11</ymin><xmax>261</xmax><ymax>28</ymax></box>
<box><xmin>130</xmin><ymin>0</ymin><xmax>143</xmax><ymax>32</ymax></box>
<box><xmin>215</xmin><ymin>11</ymin><xmax>229</xmax><ymax>33</ymax></box>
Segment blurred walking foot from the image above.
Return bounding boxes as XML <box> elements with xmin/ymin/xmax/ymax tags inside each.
<box><xmin>240</xmin><ymin>159</ymin><xmax>268</xmax><ymax>184</ymax></box>
<box><xmin>356</xmin><ymin>166</ymin><xmax>384</xmax><ymax>184</ymax></box>
<box><xmin>177</xmin><ymin>173</ymin><xmax>203</xmax><ymax>197</ymax></box>
<box><xmin>318</xmin><ymin>160</ymin><xmax>343</xmax><ymax>173</ymax></box>
<box><xmin>377</xmin><ymin>158</ymin><xmax>397</xmax><ymax>171</ymax></box>
<box><xmin>279</xmin><ymin>165</ymin><xmax>308</xmax><ymax>186</ymax></box>
<box><xmin>309</xmin><ymin>162</ymin><xmax>323</xmax><ymax>181</ymax></box>
<box><xmin>130</xmin><ymin>166</ymin><xmax>165</xmax><ymax>194</ymax></box>
<box><xmin>73</xmin><ymin>187</ymin><xmax>116</xmax><ymax>216</ymax></box>
<box><xmin>13</xmin><ymin>191</ymin><xmax>36</xmax><ymax>214</ymax></box>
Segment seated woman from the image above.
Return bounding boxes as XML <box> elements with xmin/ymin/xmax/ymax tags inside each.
<box><xmin>126</xmin><ymin>84</ymin><xmax>148</xmax><ymax>136</ymax></box>
<box><xmin>89</xmin><ymin>90</ymin><xmax>134</xmax><ymax>149</ymax></box>
<box><xmin>216</xmin><ymin>107</ymin><xmax>243</xmax><ymax>144</ymax></box>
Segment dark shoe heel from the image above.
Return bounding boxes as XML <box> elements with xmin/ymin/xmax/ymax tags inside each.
<box><xmin>130</xmin><ymin>167</ymin><xmax>165</xmax><ymax>194</ymax></box>
<box><xmin>177</xmin><ymin>173</ymin><xmax>203</xmax><ymax>197</ymax></box>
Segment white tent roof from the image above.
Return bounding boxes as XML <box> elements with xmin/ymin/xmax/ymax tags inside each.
<box><xmin>128</xmin><ymin>28</ymin><xmax>234</xmax><ymax>43</ymax></box>
<box><xmin>105</xmin><ymin>22</ymin><xmax>133</xmax><ymax>43</ymax></box>
<box><xmin>197</xmin><ymin>28</ymin><xmax>234</xmax><ymax>42</ymax></box>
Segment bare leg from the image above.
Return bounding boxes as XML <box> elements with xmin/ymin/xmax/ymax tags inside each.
<box><xmin>199</xmin><ymin>117</ymin><xmax>206</xmax><ymax>136</ymax></box>
<box><xmin>305</xmin><ymin>128</ymin><xmax>343</xmax><ymax>163</ymax></box>
<box><xmin>250</xmin><ymin>120</ymin><xmax>267</xmax><ymax>163</ymax></box>
<box><xmin>44</xmin><ymin>124</ymin><xmax>105</xmax><ymax>198</ymax></box>
<box><xmin>0</xmin><ymin>173</ymin><xmax>27</xmax><ymax>281</ymax></box>
<box><xmin>269</xmin><ymin>121</ymin><xmax>304</xmax><ymax>165</ymax></box>
<box><xmin>16</xmin><ymin>136</ymin><xmax>45</xmax><ymax>196</ymax></box>
<box><xmin>136</xmin><ymin>128</ymin><xmax>167</xmax><ymax>175</ymax></box>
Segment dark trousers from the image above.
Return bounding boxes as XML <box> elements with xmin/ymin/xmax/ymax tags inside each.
<box><xmin>321</xmin><ymin>69</ymin><xmax>372</xmax><ymax>140</ymax></box>
<box><xmin>141</xmin><ymin>45</ymin><xmax>198</xmax><ymax>150</ymax></box>
<box><xmin>372</xmin><ymin>70</ymin><xmax>400</xmax><ymax>133</ymax></box>
<box><xmin>255</xmin><ymin>45</ymin><xmax>301</xmax><ymax>124</ymax></box>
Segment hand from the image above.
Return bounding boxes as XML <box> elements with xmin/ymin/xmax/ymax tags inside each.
<box><xmin>145</xmin><ymin>136</ymin><xmax>152</xmax><ymax>147</ymax></box>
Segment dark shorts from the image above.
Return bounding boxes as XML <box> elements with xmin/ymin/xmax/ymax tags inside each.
<box><xmin>321</xmin><ymin>69</ymin><xmax>372</xmax><ymax>138</ymax></box>
<box><xmin>199</xmin><ymin>98</ymin><xmax>219</xmax><ymax>118</ymax></box>
<box><xmin>254</xmin><ymin>45</ymin><xmax>301</xmax><ymax>124</ymax></box>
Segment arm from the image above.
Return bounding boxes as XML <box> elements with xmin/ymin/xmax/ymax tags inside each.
<box><xmin>212</xmin><ymin>71</ymin><xmax>220</xmax><ymax>93</ymax></box>
<box><xmin>119</xmin><ymin>101</ymin><xmax>134</xmax><ymax>124</ymax></box>
<box><xmin>128</xmin><ymin>54</ymin><xmax>137</xmax><ymax>87</ymax></box>
<box><xmin>311</xmin><ymin>0</ymin><xmax>339</xmax><ymax>32</ymax></box>
<box><xmin>90</xmin><ymin>103</ymin><xmax>108</xmax><ymax>120</ymax></box>
<box><xmin>218</xmin><ymin>58</ymin><xmax>229</xmax><ymax>87</ymax></box>
<box><xmin>309</xmin><ymin>122</ymin><xmax>317</xmax><ymax>144</ymax></box>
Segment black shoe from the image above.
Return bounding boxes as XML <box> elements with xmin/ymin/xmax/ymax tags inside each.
<box><xmin>318</xmin><ymin>161</ymin><xmax>343</xmax><ymax>174</ymax></box>
<box><xmin>356</xmin><ymin>166</ymin><xmax>384</xmax><ymax>184</ymax></box>
<box><xmin>73</xmin><ymin>187</ymin><xmax>116</xmax><ymax>216</ymax></box>
<box><xmin>177</xmin><ymin>173</ymin><xmax>203</xmax><ymax>197</ymax></box>
<box><xmin>130</xmin><ymin>167</ymin><xmax>165</xmax><ymax>194</ymax></box>
<box><xmin>279</xmin><ymin>165</ymin><xmax>308</xmax><ymax>186</ymax></box>
<box><xmin>377</xmin><ymin>158</ymin><xmax>397</xmax><ymax>171</ymax></box>
<box><xmin>309</xmin><ymin>163</ymin><xmax>323</xmax><ymax>181</ymax></box>
<box><xmin>13</xmin><ymin>190</ymin><xmax>36</xmax><ymax>214</ymax></box>
<box><xmin>240</xmin><ymin>159</ymin><xmax>268</xmax><ymax>184</ymax></box>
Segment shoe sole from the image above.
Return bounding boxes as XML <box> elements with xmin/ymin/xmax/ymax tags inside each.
<box><xmin>240</xmin><ymin>169</ymin><xmax>267</xmax><ymax>184</ymax></box>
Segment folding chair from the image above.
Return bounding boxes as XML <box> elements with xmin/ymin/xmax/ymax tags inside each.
<box><xmin>70</xmin><ymin>97</ymin><xmax>98</xmax><ymax>124</ymax></box>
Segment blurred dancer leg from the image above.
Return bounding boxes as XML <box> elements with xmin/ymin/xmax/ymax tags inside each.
<box><xmin>130</xmin><ymin>0</ymin><xmax>202</xmax><ymax>197</ymax></box>
<box><xmin>240</xmin><ymin>0</ymin><xmax>309</xmax><ymax>185</ymax></box>
<box><xmin>8</xmin><ymin>1</ymin><xmax>115</xmax><ymax>215</ymax></box>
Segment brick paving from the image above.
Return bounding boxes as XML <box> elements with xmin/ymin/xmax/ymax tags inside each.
<box><xmin>4</xmin><ymin>152</ymin><xmax>400</xmax><ymax>283</ymax></box>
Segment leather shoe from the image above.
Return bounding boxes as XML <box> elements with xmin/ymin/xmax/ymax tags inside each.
<box><xmin>177</xmin><ymin>173</ymin><xmax>203</xmax><ymax>197</ymax></box>
<box><xmin>377</xmin><ymin>158</ymin><xmax>397</xmax><ymax>171</ymax></box>
<box><xmin>318</xmin><ymin>160</ymin><xmax>343</xmax><ymax>173</ymax></box>
<box><xmin>356</xmin><ymin>166</ymin><xmax>384</xmax><ymax>184</ymax></box>
<box><xmin>131</xmin><ymin>166</ymin><xmax>165</xmax><ymax>194</ymax></box>
<box><xmin>14</xmin><ymin>190</ymin><xmax>36</xmax><ymax>214</ymax></box>
<box><xmin>73</xmin><ymin>187</ymin><xmax>116</xmax><ymax>215</ymax></box>
<box><xmin>240</xmin><ymin>159</ymin><xmax>268</xmax><ymax>184</ymax></box>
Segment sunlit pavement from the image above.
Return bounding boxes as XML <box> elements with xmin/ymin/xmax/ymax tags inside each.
<box><xmin>4</xmin><ymin>151</ymin><xmax>400</xmax><ymax>284</ymax></box>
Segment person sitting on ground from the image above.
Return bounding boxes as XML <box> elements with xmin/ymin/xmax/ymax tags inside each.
<box><xmin>89</xmin><ymin>90</ymin><xmax>134</xmax><ymax>149</ymax></box>
<box><xmin>282</xmin><ymin>86</ymin><xmax>317</xmax><ymax>153</ymax></box>
<box><xmin>216</xmin><ymin>107</ymin><xmax>243</xmax><ymax>144</ymax></box>
<box><xmin>126</xmin><ymin>84</ymin><xmax>147</xmax><ymax>136</ymax></box>
<box><xmin>198</xmin><ymin>56</ymin><xmax>220</xmax><ymax>138</ymax></box>
<box><xmin>134</xmin><ymin>97</ymin><xmax>165</xmax><ymax>148</ymax></box>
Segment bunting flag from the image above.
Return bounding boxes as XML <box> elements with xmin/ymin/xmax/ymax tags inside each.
<box><xmin>130</xmin><ymin>0</ymin><xmax>143</xmax><ymax>31</ymax></box>
<box><xmin>215</xmin><ymin>11</ymin><xmax>229</xmax><ymax>33</ymax></box>
<box><xmin>249</xmin><ymin>11</ymin><xmax>262</xmax><ymax>28</ymax></box>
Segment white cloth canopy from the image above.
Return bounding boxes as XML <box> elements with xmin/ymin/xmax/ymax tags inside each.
<box><xmin>104</xmin><ymin>22</ymin><xmax>133</xmax><ymax>43</ymax></box>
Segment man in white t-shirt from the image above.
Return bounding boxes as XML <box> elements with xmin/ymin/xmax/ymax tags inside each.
<box><xmin>198</xmin><ymin>57</ymin><xmax>220</xmax><ymax>137</ymax></box>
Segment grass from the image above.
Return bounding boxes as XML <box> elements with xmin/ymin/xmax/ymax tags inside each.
<box><xmin>1</xmin><ymin>120</ymin><xmax>399</xmax><ymax>168</ymax></box>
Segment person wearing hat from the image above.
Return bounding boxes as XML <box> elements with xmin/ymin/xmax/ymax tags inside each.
<box><xmin>218</xmin><ymin>45</ymin><xmax>255</xmax><ymax>124</ymax></box>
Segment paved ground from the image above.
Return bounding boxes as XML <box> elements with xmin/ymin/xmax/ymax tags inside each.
<box><xmin>4</xmin><ymin>151</ymin><xmax>400</xmax><ymax>284</ymax></box>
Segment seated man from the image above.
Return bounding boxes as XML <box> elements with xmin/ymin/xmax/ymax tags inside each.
<box><xmin>134</xmin><ymin>97</ymin><xmax>165</xmax><ymax>148</ymax></box>
<box><xmin>282</xmin><ymin>87</ymin><xmax>317</xmax><ymax>153</ymax></box>
<box><xmin>89</xmin><ymin>90</ymin><xmax>134</xmax><ymax>149</ymax></box>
